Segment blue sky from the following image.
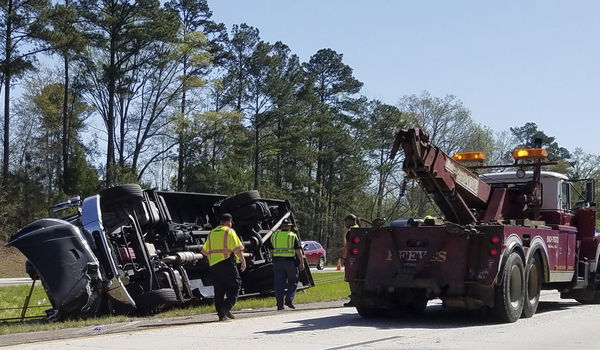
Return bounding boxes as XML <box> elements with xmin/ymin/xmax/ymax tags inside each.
<box><xmin>209</xmin><ymin>1</ymin><xmax>600</xmax><ymax>153</ymax></box>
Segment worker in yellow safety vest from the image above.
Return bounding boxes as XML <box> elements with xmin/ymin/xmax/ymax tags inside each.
<box><xmin>342</xmin><ymin>213</ymin><xmax>359</xmax><ymax>307</ymax></box>
<box><xmin>200</xmin><ymin>213</ymin><xmax>246</xmax><ymax>321</ymax></box>
<box><xmin>266</xmin><ymin>218</ymin><xmax>305</xmax><ymax>310</ymax></box>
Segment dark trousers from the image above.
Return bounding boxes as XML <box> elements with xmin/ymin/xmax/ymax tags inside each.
<box><xmin>273</xmin><ymin>258</ymin><xmax>299</xmax><ymax>307</ymax></box>
<box><xmin>210</xmin><ymin>257</ymin><xmax>241</xmax><ymax>315</ymax></box>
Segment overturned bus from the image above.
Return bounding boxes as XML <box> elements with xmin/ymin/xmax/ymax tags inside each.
<box><xmin>7</xmin><ymin>185</ymin><xmax>314</xmax><ymax>320</ymax></box>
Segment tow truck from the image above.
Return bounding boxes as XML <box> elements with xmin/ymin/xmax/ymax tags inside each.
<box><xmin>345</xmin><ymin>128</ymin><xmax>599</xmax><ymax>322</ymax></box>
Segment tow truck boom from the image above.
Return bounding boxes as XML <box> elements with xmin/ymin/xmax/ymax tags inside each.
<box><xmin>391</xmin><ymin>128</ymin><xmax>491</xmax><ymax>225</ymax></box>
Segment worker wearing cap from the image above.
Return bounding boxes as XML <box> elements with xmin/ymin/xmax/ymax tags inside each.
<box><xmin>340</xmin><ymin>214</ymin><xmax>360</xmax><ymax>264</ymax></box>
<box><xmin>343</xmin><ymin>214</ymin><xmax>360</xmax><ymax>243</ymax></box>
<box><xmin>342</xmin><ymin>214</ymin><xmax>359</xmax><ymax>307</ymax></box>
<box><xmin>266</xmin><ymin>218</ymin><xmax>305</xmax><ymax>310</ymax></box>
<box><xmin>200</xmin><ymin>213</ymin><xmax>246</xmax><ymax>321</ymax></box>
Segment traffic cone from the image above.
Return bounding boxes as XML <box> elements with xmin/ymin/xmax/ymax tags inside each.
<box><xmin>336</xmin><ymin>260</ymin><xmax>342</xmax><ymax>271</ymax></box>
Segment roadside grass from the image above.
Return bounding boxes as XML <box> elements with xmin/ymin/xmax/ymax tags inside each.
<box><xmin>0</xmin><ymin>284</ymin><xmax>49</xmax><ymax>320</ymax></box>
<box><xmin>0</xmin><ymin>272</ymin><xmax>348</xmax><ymax>335</ymax></box>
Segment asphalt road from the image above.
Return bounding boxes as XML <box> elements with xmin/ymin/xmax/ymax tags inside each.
<box><xmin>0</xmin><ymin>278</ymin><xmax>32</xmax><ymax>287</ymax></box>
<box><xmin>3</xmin><ymin>291</ymin><xmax>600</xmax><ymax>350</ymax></box>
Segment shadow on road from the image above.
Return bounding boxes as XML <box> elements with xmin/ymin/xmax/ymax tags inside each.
<box><xmin>535</xmin><ymin>300</ymin><xmax>580</xmax><ymax>314</ymax></box>
<box><xmin>256</xmin><ymin>299</ymin><xmax>586</xmax><ymax>335</ymax></box>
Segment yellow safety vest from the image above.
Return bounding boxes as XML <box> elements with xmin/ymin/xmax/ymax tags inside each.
<box><xmin>203</xmin><ymin>226</ymin><xmax>244</xmax><ymax>266</ymax></box>
<box><xmin>271</xmin><ymin>230</ymin><xmax>297</xmax><ymax>257</ymax></box>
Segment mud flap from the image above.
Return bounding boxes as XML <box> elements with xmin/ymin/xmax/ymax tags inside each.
<box><xmin>299</xmin><ymin>257</ymin><xmax>315</xmax><ymax>287</ymax></box>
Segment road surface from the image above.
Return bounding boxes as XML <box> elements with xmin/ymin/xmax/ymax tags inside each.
<box><xmin>0</xmin><ymin>278</ymin><xmax>32</xmax><ymax>287</ymax></box>
<box><xmin>2</xmin><ymin>291</ymin><xmax>600</xmax><ymax>350</ymax></box>
<box><xmin>310</xmin><ymin>267</ymin><xmax>340</xmax><ymax>273</ymax></box>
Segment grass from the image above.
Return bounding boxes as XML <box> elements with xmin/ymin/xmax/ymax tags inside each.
<box><xmin>0</xmin><ymin>272</ymin><xmax>348</xmax><ymax>335</ymax></box>
<box><xmin>0</xmin><ymin>284</ymin><xmax>49</xmax><ymax>321</ymax></box>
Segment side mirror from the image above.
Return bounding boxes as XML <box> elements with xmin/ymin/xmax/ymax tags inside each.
<box><xmin>586</xmin><ymin>180</ymin><xmax>595</xmax><ymax>204</ymax></box>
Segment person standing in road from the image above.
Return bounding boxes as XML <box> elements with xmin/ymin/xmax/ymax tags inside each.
<box><xmin>267</xmin><ymin>218</ymin><xmax>305</xmax><ymax>310</ymax></box>
<box><xmin>343</xmin><ymin>214</ymin><xmax>360</xmax><ymax>244</ymax></box>
<box><xmin>342</xmin><ymin>214</ymin><xmax>359</xmax><ymax>307</ymax></box>
<box><xmin>201</xmin><ymin>213</ymin><xmax>246</xmax><ymax>321</ymax></box>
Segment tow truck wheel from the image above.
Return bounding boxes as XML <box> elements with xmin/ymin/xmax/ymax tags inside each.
<box><xmin>521</xmin><ymin>255</ymin><xmax>542</xmax><ymax>318</ymax></box>
<box><xmin>407</xmin><ymin>292</ymin><xmax>428</xmax><ymax>314</ymax></box>
<box><xmin>492</xmin><ymin>252</ymin><xmax>525</xmax><ymax>323</ymax></box>
<box><xmin>356</xmin><ymin>305</ymin><xmax>381</xmax><ymax>318</ymax></box>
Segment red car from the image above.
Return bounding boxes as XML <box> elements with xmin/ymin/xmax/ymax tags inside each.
<box><xmin>302</xmin><ymin>240</ymin><xmax>326</xmax><ymax>270</ymax></box>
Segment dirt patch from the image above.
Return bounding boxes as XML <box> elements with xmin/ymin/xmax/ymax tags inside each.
<box><xmin>0</xmin><ymin>244</ymin><xmax>26</xmax><ymax>277</ymax></box>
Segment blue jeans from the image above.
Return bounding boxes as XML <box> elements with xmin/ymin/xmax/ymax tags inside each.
<box><xmin>273</xmin><ymin>258</ymin><xmax>299</xmax><ymax>307</ymax></box>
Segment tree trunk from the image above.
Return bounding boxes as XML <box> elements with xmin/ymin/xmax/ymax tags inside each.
<box><xmin>2</xmin><ymin>0</ymin><xmax>12</xmax><ymax>180</ymax></box>
<box><xmin>62</xmin><ymin>53</ymin><xmax>70</xmax><ymax>191</ymax></box>
<box><xmin>275</xmin><ymin>117</ymin><xmax>282</xmax><ymax>188</ymax></box>
<box><xmin>211</xmin><ymin>90</ymin><xmax>220</xmax><ymax>172</ymax></box>
<box><xmin>106</xmin><ymin>37</ymin><xmax>117</xmax><ymax>187</ymax></box>
<box><xmin>177</xmin><ymin>58</ymin><xmax>187</xmax><ymax>191</ymax></box>
<box><xmin>375</xmin><ymin>145</ymin><xmax>385</xmax><ymax>219</ymax></box>
<box><xmin>118</xmin><ymin>95</ymin><xmax>125</xmax><ymax>166</ymax></box>
<box><xmin>315</xmin><ymin>137</ymin><xmax>324</xmax><ymax>244</ymax></box>
<box><xmin>253</xmin><ymin>112</ymin><xmax>259</xmax><ymax>190</ymax></box>
<box><xmin>2</xmin><ymin>69</ymin><xmax>10</xmax><ymax>180</ymax></box>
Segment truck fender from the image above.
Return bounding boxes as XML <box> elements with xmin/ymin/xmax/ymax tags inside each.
<box><xmin>526</xmin><ymin>237</ymin><xmax>550</xmax><ymax>283</ymax></box>
<box><xmin>495</xmin><ymin>234</ymin><xmax>525</xmax><ymax>285</ymax></box>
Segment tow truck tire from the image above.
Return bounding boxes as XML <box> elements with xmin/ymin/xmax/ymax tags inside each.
<box><xmin>356</xmin><ymin>305</ymin><xmax>380</xmax><ymax>318</ymax></box>
<box><xmin>521</xmin><ymin>255</ymin><xmax>542</xmax><ymax>318</ymax></box>
<box><xmin>317</xmin><ymin>257</ymin><xmax>325</xmax><ymax>270</ymax></box>
<box><xmin>407</xmin><ymin>292</ymin><xmax>428</xmax><ymax>314</ymax></box>
<box><xmin>492</xmin><ymin>252</ymin><xmax>525</xmax><ymax>323</ymax></box>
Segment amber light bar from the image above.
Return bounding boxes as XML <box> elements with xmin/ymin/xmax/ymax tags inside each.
<box><xmin>452</xmin><ymin>152</ymin><xmax>487</xmax><ymax>162</ymax></box>
<box><xmin>512</xmin><ymin>148</ymin><xmax>548</xmax><ymax>159</ymax></box>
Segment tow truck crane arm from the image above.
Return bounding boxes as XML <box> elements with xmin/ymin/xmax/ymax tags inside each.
<box><xmin>391</xmin><ymin>128</ymin><xmax>491</xmax><ymax>225</ymax></box>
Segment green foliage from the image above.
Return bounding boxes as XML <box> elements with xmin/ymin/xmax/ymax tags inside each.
<box><xmin>0</xmin><ymin>171</ymin><xmax>48</xmax><ymax>241</ymax></box>
<box><xmin>63</xmin><ymin>145</ymin><xmax>99</xmax><ymax>197</ymax></box>
<box><xmin>0</xmin><ymin>0</ymin><xmax>596</xmax><ymax>265</ymax></box>
<box><xmin>109</xmin><ymin>164</ymin><xmax>141</xmax><ymax>186</ymax></box>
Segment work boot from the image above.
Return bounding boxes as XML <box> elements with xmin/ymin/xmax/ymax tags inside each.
<box><xmin>343</xmin><ymin>300</ymin><xmax>354</xmax><ymax>307</ymax></box>
<box><xmin>218</xmin><ymin>314</ymin><xmax>228</xmax><ymax>322</ymax></box>
<box><xmin>277</xmin><ymin>306</ymin><xmax>284</xmax><ymax>310</ymax></box>
<box><xmin>225</xmin><ymin>311</ymin><xmax>236</xmax><ymax>319</ymax></box>
<box><xmin>285</xmin><ymin>301</ymin><xmax>295</xmax><ymax>309</ymax></box>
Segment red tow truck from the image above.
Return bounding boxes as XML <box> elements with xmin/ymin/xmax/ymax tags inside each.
<box><xmin>345</xmin><ymin>128</ymin><xmax>599</xmax><ymax>322</ymax></box>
